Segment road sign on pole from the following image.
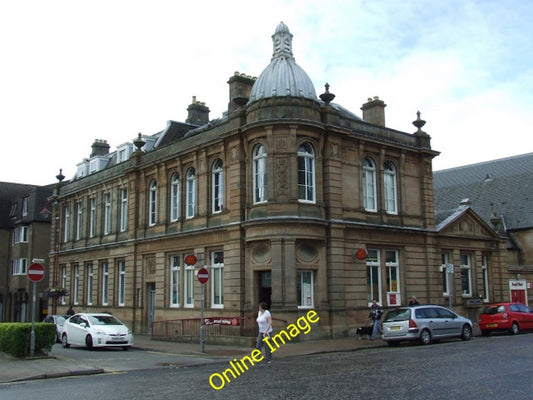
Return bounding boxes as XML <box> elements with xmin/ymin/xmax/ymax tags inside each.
<box><xmin>27</xmin><ymin>263</ymin><xmax>45</xmax><ymax>282</ymax></box>
<box><xmin>197</xmin><ymin>267</ymin><xmax>209</xmax><ymax>284</ymax></box>
<box><xmin>197</xmin><ymin>267</ymin><xmax>209</xmax><ymax>353</ymax></box>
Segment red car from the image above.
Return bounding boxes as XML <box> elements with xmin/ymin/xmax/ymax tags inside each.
<box><xmin>479</xmin><ymin>302</ymin><xmax>533</xmax><ymax>335</ymax></box>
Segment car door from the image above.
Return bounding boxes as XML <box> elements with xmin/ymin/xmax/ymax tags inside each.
<box><xmin>516</xmin><ymin>304</ymin><xmax>533</xmax><ymax>330</ymax></box>
<box><xmin>417</xmin><ymin>307</ymin><xmax>445</xmax><ymax>338</ymax></box>
<box><xmin>69</xmin><ymin>315</ymin><xmax>88</xmax><ymax>345</ymax></box>
<box><xmin>436</xmin><ymin>307</ymin><xmax>462</xmax><ymax>337</ymax></box>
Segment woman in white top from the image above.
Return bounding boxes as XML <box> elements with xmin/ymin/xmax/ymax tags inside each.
<box><xmin>256</xmin><ymin>301</ymin><xmax>273</xmax><ymax>363</ymax></box>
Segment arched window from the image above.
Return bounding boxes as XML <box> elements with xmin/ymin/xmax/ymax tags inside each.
<box><xmin>149</xmin><ymin>179</ymin><xmax>157</xmax><ymax>226</ymax></box>
<box><xmin>212</xmin><ymin>159</ymin><xmax>224</xmax><ymax>213</ymax></box>
<box><xmin>298</xmin><ymin>142</ymin><xmax>315</xmax><ymax>203</ymax></box>
<box><xmin>170</xmin><ymin>173</ymin><xmax>180</xmax><ymax>222</ymax></box>
<box><xmin>384</xmin><ymin>161</ymin><xmax>398</xmax><ymax>214</ymax></box>
<box><xmin>186</xmin><ymin>168</ymin><xmax>196</xmax><ymax>219</ymax></box>
<box><xmin>363</xmin><ymin>157</ymin><xmax>377</xmax><ymax>212</ymax></box>
<box><xmin>253</xmin><ymin>144</ymin><xmax>267</xmax><ymax>204</ymax></box>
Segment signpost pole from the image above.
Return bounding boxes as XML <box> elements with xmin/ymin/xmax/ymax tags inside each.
<box><xmin>30</xmin><ymin>281</ymin><xmax>37</xmax><ymax>357</ymax></box>
<box><xmin>200</xmin><ymin>283</ymin><xmax>205</xmax><ymax>353</ymax></box>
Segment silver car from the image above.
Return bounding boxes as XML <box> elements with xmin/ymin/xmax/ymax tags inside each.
<box><xmin>382</xmin><ymin>305</ymin><xmax>473</xmax><ymax>346</ymax></box>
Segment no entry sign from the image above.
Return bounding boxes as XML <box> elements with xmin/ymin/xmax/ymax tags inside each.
<box><xmin>27</xmin><ymin>263</ymin><xmax>45</xmax><ymax>282</ymax></box>
<box><xmin>197</xmin><ymin>267</ymin><xmax>209</xmax><ymax>284</ymax></box>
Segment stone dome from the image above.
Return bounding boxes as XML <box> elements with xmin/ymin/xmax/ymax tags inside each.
<box><xmin>248</xmin><ymin>22</ymin><xmax>318</xmax><ymax>105</ymax></box>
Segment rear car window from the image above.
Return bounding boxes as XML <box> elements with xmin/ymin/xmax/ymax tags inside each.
<box><xmin>482</xmin><ymin>305</ymin><xmax>506</xmax><ymax>314</ymax></box>
<box><xmin>384</xmin><ymin>308</ymin><xmax>411</xmax><ymax>322</ymax></box>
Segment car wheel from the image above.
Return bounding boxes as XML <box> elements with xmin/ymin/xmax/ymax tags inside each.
<box><xmin>85</xmin><ymin>335</ymin><xmax>93</xmax><ymax>349</ymax></box>
<box><xmin>61</xmin><ymin>334</ymin><xmax>70</xmax><ymax>348</ymax></box>
<box><xmin>510</xmin><ymin>322</ymin><xmax>519</xmax><ymax>335</ymax></box>
<box><xmin>419</xmin><ymin>329</ymin><xmax>431</xmax><ymax>345</ymax></box>
<box><xmin>461</xmin><ymin>324</ymin><xmax>473</xmax><ymax>341</ymax></box>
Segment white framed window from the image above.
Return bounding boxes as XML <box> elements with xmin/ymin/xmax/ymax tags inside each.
<box><xmin>482</xmin><ymin>255</ymin><xmax>489</xmax><ymax>303</ymax></box>
<box><xmin>186</xmin><ymin>168</ymin><xmax>196</xmax><ymax>219</ymax></box>
<box><xmin>211</xmin><ymin>251</ymin><xmax>224</xmax><ymax>308</ymax></box>
<box><xmin>170</xmin><ymin>255</ymin><xmax>180</xmax><ymax>307</ymax></box>
<box><xmin>11</xmin><ymin>258</ymin><xmax>28</xmax><ymax>275</ymax></box>
<box><xmin>101</xmin><ymin>262</ymin><xmax>109</xmax><ymax>306</ymax></box>
<box><xmin>384</xmin><ymin>161</ymin><xmax>398</xmax><ymax>214</ymax></box>
<box><xmin>149</xmin><ymin>180</ymin><xmax>157</xmax><ymax>226</ymax></box>
<box><xmin>76</xmin><ymin>201</ymin><xmax>83</xmax><ymax>240</ymax></box>
<box><xmin>366</xmin><ymin>249</ymin><xmax>381</xmax><ymax>305</ymax></box>
<box><xmin>298</xmin><ymin>142</ymin><xmax>315</xmax><ymax>203</ymax></box>
<box><xmin>440</xmin><ymin>252</ymin><xmax>451</xmax><ymax>296</ymax></box>
<box><xmin>13</xmin><ymin>226</ymin><xmax>29</xmax><ymax>243</ymax></box>
<box><xmin>460</xmin><ymin>254</ymin><xmax>472</xmax><ymax>297</ymax></box>
<box><xmin>385</xmin><ymin>250</ymin><xmax>401</xmax><ymax>306</ymax></box>
<box><xmin>89</xmin><ymin>197</ymin><xmax>96</xmax><ymax>237</ymax></box>
<box><xmin>63</xmin><ymin>205</ymin><xmax>70</xmax><ymax>243</ymax></box>
<box><xmin>184</xmin><ymin>260</ymin><xmax>195</xmax><ymax>308</ymax></box>
<box><xmin>22</xmin><ymin>197</ymin><xmax>28</xmax><ymax>216</ymax></box>
<box><xmin>170</xmin><ymin>173</ymin><xmax>180</xmax><ymax>222</ymax></box>
<box><xmin>87</xmin><ymin>264</ymin><xmax>93</xmax><ymax>305</ymax></box>
<box><xmin>363</xmin><ymin>157</ymin><xmax>377</xmax><ymax>212</ymax></box>
<box><xmin>297</xmin><ymin>270</ymin><xmax>314</xmax><ymax>308</ymax></box>
<box><xmin>120</xmin><ymin>188</ymin><xmax>128</xmax><ymax>232</ymax></box>
<box><xmin>104</xmin><ymin>192</ymin><xmax>111</xmax><ymax>234</ymax></box>
<box><xmin>212</xmin><ymin>160</ymin><xmax>224</xmax><ymax>214</ymax></box>
<box><xmin>253</xmin><ymin>144</ymin><xmax>267</xmax><ymax>204</ymax></box>
<box><xmin>73</xmin><ymin>265</ymin><xmax>80</xmax><ymax>305</ymax></box>
<box><xmin>61</xmin><ymin>266</ymin><xmax>67</xmax><ymax>305</ymax></box>
<box><xmin>118</xmin><ymin>260</ymin><xmax>126</xmax><ymax>306</ymax></box>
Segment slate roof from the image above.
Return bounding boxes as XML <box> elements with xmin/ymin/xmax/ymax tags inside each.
<box><xmin>433</xmin><ymin>153</ymin><xmax>533</xmax><ymax>231</ymax></box>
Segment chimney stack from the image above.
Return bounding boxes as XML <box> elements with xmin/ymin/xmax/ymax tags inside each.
<box><xmin>91</xmin><ymin>139</ymin><xmax>110</xmax><ymax>157</ymax></box>
<box><xmin>227</xmin><ymin>72</ymin><xmax>256</xmax><ymax>113</ymax></box>
<box><xmin>361</xmin><ymin>96</ymin><xmax>386</xmax><ymax>126</ymax></box>
<box><xmin>186</xmin><ymin>96</ymin><xmax>210</xmax><ymax>125</ymax></box>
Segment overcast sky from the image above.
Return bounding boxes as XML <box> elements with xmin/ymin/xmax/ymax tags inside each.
<box><xmin>1</xmin><ymin>0</ymin><xmax>532</xmax><ymax>186</ymax></box>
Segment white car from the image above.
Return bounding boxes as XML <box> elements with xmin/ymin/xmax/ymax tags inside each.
<box><xmin>61</xmin><ymin>313</ymin><xmax>134</xmax><ymax>350</ymax></box>
<box><xmin>43</xmin><ymin>314</ymin><xmax>68</xmax><ymax>343</ymax></box>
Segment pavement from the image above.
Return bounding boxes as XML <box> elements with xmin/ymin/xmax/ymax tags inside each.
<box><xmin>0</xmin><ymin>333</ymin><xmax>385</xmax><ymax>384</ymax></box>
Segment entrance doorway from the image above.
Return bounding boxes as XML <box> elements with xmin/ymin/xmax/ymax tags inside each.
<box><xmin>147</xmin><ymin>283</ymin><xmax>156</xmax><ymax>332</ymax></box>
<box><xmin>258</xmin><ymin>271</ymin><xmax>272</xmax><ymax>309</ymax></box>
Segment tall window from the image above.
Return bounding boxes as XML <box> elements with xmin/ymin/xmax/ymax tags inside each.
<box><xmin>363</xmin><ymin>157</ymin><xmax>377</xmax><ymax>212</ymax></box>
<box><xmin>186</xmin><ymin>168</ymin><xmax>196</xmax><ymax>219</ymax></box>
<box><xmin>441</xmin><ymin>252</ymin><xmax>451</xmax><ymax>296</ymax></box>
<box><xmin>211</xmin><ymin>251</ymin><xmax>224</xmax><ymax>308</ymax></box>
<box><xmin>253</xmin><ymin>144</ymin><xmax>267</xmax><ymax>204</ymax></box>
<box><xmin>118</xmin><ymin>261</ymin><xmax>126</xmax><ymax>306</ymax></box>
<box><xmin>73</xmin><ymin>265</ymin><xmax>80</xmax><ymax>305</ymax></box>
<box><xmin>22</xmin><ymin>197</ymin><xmax>28</xmax><ymax>216</ymax></box>
<box><xmin>87</xmin><ymin>264</ymin><xmax>93</xmax><ymax>305</ymax></box>
<box><xmin>297</xmin><ymin>270</ymin><xmax>314</xmax><ymax>308</ymax></box>
<box><xmin>120</xmin><ymin>188</ymin><xmax>128</xmax><ymax>232</ymax></box>
<box><xmin>460</xmin><ymin>254</ymin><xmax>472</xmax><ymax>296</ymax></box>
<box><xmin>298</xmin><ymin>142</ymin><xmax>315</xmax><ymax>203</ymax></box>
<box><xmin>212</xmin><ymin>160</ymin><xmax>224</xmax><ymax>213</ymax></box>
<box><xmin>366</xmin><ymin>249</ymin><xmax>381</xmax><ymax>305</ymax></box>
<box><xmin>170</xmin><ymin>256</ymin><xmax>180</xmax><ymax>307</ymax></box>
<box><xmin>63</xmin><ymin>205</ymin><xmax>70</xmax><ymax>242</ymax></box>
<box><xmin>170</xmin><ymin>173</ymin><xmax>180</xmax><ymax>222</ymax></box>
<box><xmin>482</xmin><ymin>255</ymin><xmax>489</xmax><ymax>302</ymax></box>
<box><xmin>89</xmin><ymin>197</ymin><xmax>96</xmax><ymax>237</ymax></box>
<box><xmin>11</xmin><ymin>258</ymin><xmax>27</xmax><ymax>275</ymax></box>
<box><xmin>61</xmin><ymin>266</ymin><xmax>67</xmax><ymax>305</ymax></box>
<box><xmin>384</xmin><ymin>161</ymin><xmax>398</xmax><ymax>214</ymax></box>
<box><xmin>149</xmin><ymin>180</ymin><xmax>157</xmax><ymax>226</ymax></box>
<box><xmin>104</xmin><ymin>192</ymin><xmax>111</xmax><ymax>234</ymax></box>
<box><xmin>184</xmin><ymin>258</ymin><xmax>195</xmax><ymax>307</ymax></box>
<box><xmin>385</xmin><ymin>250</ymin><xmax>400</xmax><ymax>306</ymax></box>
<box><xmin>13</xmin><ymin>226</ymin><xmax>28</xmax><ymax>243</ymax></box>
<box><xmin>101</xmin><ymin>262</ymin><xmax>109</xmax><ymax>306</ymax></box>
<box><xmin>75</xmin><ymin>201</ymin><xmax>83</xmax><ymax>240</ymax></box>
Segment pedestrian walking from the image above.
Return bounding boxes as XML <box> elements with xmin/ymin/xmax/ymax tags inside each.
<box><xmin>256</xmin><ymin>301</ymin><xmax>273</xmax><ymax>363</ymax></box>
<box><xmin>368</xmin><ymin>299</ymin><xmax>383</xmax><ymax>340</ymax></box>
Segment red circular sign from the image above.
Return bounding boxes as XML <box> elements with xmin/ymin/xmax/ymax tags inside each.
<box><xmin>27</xmin><ymin>263</ymin><xmax>45</xmax><ymax>282</ymax></box>
<box><xmin>197</xmin><ymin>267</ymin><xmax>209</xmax><ymax>284</ymax></box>
<box><xmin>354</xmin><ymin>248</ymin><xmax>367</xmax><ymax>261</ymax></box>
<box><xmin>185</xmin><ymin>254</ymin><xmax>197</xmax><ymax>265</ymax></box>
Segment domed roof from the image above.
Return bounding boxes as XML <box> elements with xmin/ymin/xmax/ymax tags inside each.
<box><xmin>248</xmin><ymin>22</ymin><xmax>318</xmax><ymax>104</ymax></box>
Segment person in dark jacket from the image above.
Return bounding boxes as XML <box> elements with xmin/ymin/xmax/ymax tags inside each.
<box><xmin>368</xmin><ymin>299</ymin><xmax>383</xmax><ymax>340</ymax></box>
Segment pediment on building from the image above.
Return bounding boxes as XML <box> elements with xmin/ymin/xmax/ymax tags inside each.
<box><xmin>436</xmin><ymin>206</ymin><xmax>499</xmax><ymax>239</ymax></box>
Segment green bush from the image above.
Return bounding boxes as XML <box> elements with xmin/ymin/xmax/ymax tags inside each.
<box><xmin>0</xmin><ymin>323</ymin><xmax>56</xmax><ymax>358</ymax></box>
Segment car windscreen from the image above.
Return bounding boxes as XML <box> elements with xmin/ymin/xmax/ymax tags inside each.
<box><xmin>384</xmin><ymin>308</ymin><xmax>411</xmax><ymax>322</ymax></box>
<box><xmin>482</xmin><ymin>305</ymin><xmax>505</xmax><ymax>314</ymax></box>
<box><xmin>88</xmin><ymin>315</ymin><xmax>123</xmax><ymax>326</ymax></box>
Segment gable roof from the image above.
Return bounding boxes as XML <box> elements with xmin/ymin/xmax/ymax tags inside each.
<box><xmin>433</xmin><ymin>153</ymin><xmax>533</xmax><ymax>231</ymax></box>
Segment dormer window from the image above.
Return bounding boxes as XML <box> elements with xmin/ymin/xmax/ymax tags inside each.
<box><xmin>116</xmin><ymin>143</ymin><xmax>134</xmax><ymax>163</ymax></box>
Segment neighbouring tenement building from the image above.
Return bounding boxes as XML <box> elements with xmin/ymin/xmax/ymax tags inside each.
<box><xmin>45</xmin><ymin>22</ymin><xmax>507</xmax><ymax>340</ymax></box>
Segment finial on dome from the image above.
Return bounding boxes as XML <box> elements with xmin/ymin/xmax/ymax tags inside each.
<box><xmin>271</xmin><ymin>21</ymin><xmax>294</xmax><ymax>60</ymax></box>
<box><xmin>412</xmin><ymin>111</ymin><xmax>426</xmax><ymax>132</ymax></box>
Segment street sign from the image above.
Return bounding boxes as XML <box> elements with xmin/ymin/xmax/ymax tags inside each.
<box><xmin>27</xmin><ymin>263</ymin><xmax>45</xmax><ymax>282</ymax></box>
<box><xmin>185</xmin><ymin>254</ymin><xmax>198</xmax><ymax>266</ymax></box>
<box><xmin>197</xmin><ymin>267</ymin><xmax>209</xmax><ymax>284</ymax></box>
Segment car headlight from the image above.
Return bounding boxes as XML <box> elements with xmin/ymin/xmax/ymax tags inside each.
<box><xmin>93</xmin><ymin>329</ymin><xmax>106</xmax><ymax>335</ymax></box>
